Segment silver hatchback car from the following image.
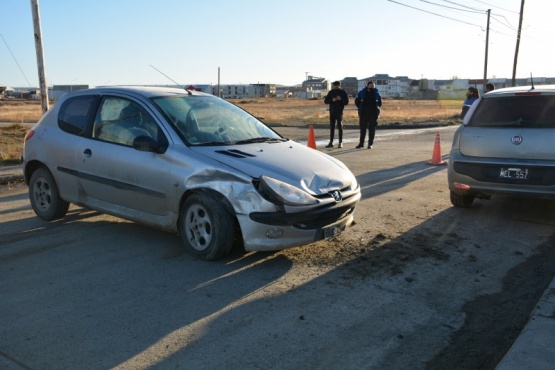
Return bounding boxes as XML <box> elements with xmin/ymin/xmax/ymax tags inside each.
<box><xmin>448</xmin><ymin>84</ymin><xmax>555</xmax><ymax>207</ymax></box>
<box><xmin>23</xmin><ymin>86</ymin><xmax>360</xmax><ymax>260</ymax></box>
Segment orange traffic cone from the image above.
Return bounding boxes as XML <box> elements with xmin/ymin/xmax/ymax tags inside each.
<box><xmin>425</xmin><ymin>130</ymin><xmax>447</xmax><ymax>166</ymax></box>
<box><xmin>307</xmin><ymin>124</ymin><xmax>317</xmax><ymax>149</ymax></box>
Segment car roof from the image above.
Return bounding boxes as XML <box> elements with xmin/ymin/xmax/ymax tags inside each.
<box><xmin>64</xmin><ymin>86</ymin><xmax>210</xmax><ymax>99</ymax></box>
<box><xmin>484</xmin><ymin>84</ymin><xmax>555</xmax><ymax>98</ymax></box>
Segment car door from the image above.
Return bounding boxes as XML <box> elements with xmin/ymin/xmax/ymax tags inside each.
<box><xmin>52</xmin><ymin>94</ymin><xmax>100</xmax><ymax>203</ymax></box>
<box><xmin>77</xmin><ymin>96</ymin><xmax>173</xmax><ymax>218</ymax></box>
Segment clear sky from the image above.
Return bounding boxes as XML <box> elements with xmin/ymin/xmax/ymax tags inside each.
<box><xmin>1</xmin><ymin>0</ymin><xmax>553</xmax><ymax>88</ymax></box>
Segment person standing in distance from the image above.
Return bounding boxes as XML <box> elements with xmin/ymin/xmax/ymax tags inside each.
<box><xmin>485</xmin><ymin>83</ymin><xmax>495</xmax><ymax>93</ymax></box>
<box><xmin>355</xmin><ymin>81</ymin><xmax>382</xmax><ymax>149</ymax></box>
<box><xmin>324</xmin><ymin>81</ymin><xmax>349</xmax><ymax>148</ymax></box>
<box><xmin>460</xmin><ymin>86</ymin><xmax>480</xmax><ymax>119</ymax></box>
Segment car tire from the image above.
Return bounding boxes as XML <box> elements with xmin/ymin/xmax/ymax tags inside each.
<box><xmin>179</xmin><ymin>192</ymin><xmax>236</xmax><ymax>260</ymax></box>
<box><xmin>29</xmin><ymin>167</ymin><xmax>70</xmax><ymax>220</ymax></box>
<box><xmin>450</xmin><ymin>190</ymin><xmax>475</xmax><ymax>208</ymax></box>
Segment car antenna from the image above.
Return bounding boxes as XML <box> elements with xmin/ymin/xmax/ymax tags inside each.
<box><xmin>149</xmin><ymin>64</ymin><xmax>192</xmax><ymax>95</ymax></box>
<box><xmin>530</xmin><ymin>72</ymin><xmax>535</xmax><ymax>90</ymax></box>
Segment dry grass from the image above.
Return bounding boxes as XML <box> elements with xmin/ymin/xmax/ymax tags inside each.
<box><xmin>0</xmin><ymin>97</ymin><xmax>462</xmax><ymax>126</ymax></box>
<box><xmin>231</xmin><ymin>98</ymin><xmax>461</xmax><ymax>126</ymax></box>
<box><xmin>0</xmin><ymin>97</ymin><xmax>462</xmax><ymax>163</ymax></box>
<box><xmin>0</xmin><ymin>123</ymin><xmax>27</xmax><ymax>163</ymax></box>
<box><xmin>0</xmin><ymin>100</ymin><xmax>43</xmax><ymax>123</ymax></box>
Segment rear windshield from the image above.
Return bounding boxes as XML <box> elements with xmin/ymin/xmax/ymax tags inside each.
<box><xmin>468</xmin><ymin>95</ymin><xmax>555</xmax><ymax>128</ymax></box>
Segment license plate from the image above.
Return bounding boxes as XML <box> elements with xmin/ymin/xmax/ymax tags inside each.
<box><xmin>499</xmin><ymin>167</ymin><xmax>529</xmax><ymax>180</ymax></box>
<box><xmin>324</xmin><ymin>225</ymin><xmax>342</xmax><ymax>239</ymax></box>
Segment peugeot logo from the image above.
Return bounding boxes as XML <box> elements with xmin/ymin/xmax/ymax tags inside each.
<box><xmin>511</xmin><ymin>135</ymin><xmax>523</xmax><ymax>145</ymax></box>
<box><xmin>330</xmin><ymin>190</ymin><xmax>342</xmax><ymax>202</ymax></box>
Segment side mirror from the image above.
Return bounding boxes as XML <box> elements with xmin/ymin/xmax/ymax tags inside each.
<box><xmin>133</xmin><ymin>135</ymin><xmax>165</xmax><ymax>153</ymax></box>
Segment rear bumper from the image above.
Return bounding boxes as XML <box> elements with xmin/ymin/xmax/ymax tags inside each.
<box><xmin>448</xmin><ymin>150</ymin><xmax>555</xmax><ymax>198</ymax></box>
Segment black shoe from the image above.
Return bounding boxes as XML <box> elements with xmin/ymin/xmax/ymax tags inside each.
<box><xmin>338</xmin><ymin>143</ymin><xmax>343</xmax><ymax>148</ymax></box>
<box><xmin>325</xmin><ymin>143</ymin><xmax>334</xmax><ymax>148</ymax></box>
<box><xmin>367</xmin><ymin>144</ymin><xmax>373</xmax><ymax>149</ymax></box>
<box><xmin>356</xmin><ymin>144</ymin><xmax>364</xmax><ymax>149</ymax></box>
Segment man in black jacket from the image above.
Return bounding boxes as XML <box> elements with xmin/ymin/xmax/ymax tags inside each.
<box><xmin>324</xmin><ymin>81</ymin><xmax>349</xmax><ymax>148</ymax></box>
<box><xmin>355</xmin><ymin>81</ymin><xmax>382</xmax><ymax>149</ymax></box>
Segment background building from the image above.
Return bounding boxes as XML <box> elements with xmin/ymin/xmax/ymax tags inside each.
<box><xmin>3</xmin><ymin>76</ymin><xmax>555</xmax><ymax>101</ymax></box>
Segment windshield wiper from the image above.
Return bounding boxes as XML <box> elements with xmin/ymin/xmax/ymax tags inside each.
<box><xmin>235</xmin><ymin>137</ymin><xmax>287</xmax><ymax>145</ymax></box>
<box><xmin>194</xmin><ymin>141</ymin><xmax>230</xmax><ymax>146</ymax></box>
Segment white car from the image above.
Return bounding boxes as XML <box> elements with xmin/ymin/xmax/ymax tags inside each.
<box><xmin>23</xmin><ymin>86</ymin><xmax>361</xmax><ymax>260</ymax></box>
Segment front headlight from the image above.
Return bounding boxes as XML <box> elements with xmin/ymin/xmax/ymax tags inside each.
<box><xmin>259</xmin><ymin>175</ymin><xmax>319</xmax><ymax>206</ymax></box>
<box><xmin>349</xmin><ymin>174</ymin><xmax>358</xmax><ymax>191</ymax></box>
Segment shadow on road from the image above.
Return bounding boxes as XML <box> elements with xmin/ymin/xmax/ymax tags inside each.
<box><xmin>1</xmin><ymin>179</ymin><xmax>555</xmax><ymax>369</ymax></box>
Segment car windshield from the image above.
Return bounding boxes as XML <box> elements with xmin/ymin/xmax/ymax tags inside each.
<box><xmin>468</xmin><ymin>95</ymin><xmax>555</xmax><ymax>128</ymax></box>
<box><xmin>151</xmin><ymin>95</ymin><xmax>284</xmax><ymax>145</ymax></box>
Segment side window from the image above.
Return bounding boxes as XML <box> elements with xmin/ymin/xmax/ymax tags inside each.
<box><xmin>93</xmin><ymin>97</ymin><xmax>166</xmax><ymax>148</ymax></box>
<box><xmin>58</xmin><ymin>95</ymin><xmax>99</xmax><ymax>136</ymax></box>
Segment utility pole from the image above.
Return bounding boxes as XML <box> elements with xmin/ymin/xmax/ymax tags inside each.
<box><xmin>483</xmin><ymin>9</ymin><xmax>490</xmax><ymax>89</ymax></box>
<box><xmin>305</xmin><ymin>71</ymin><xmax>309</xmax><ymax>99</ymax></box>
<box><xmin>30</xmin><ymin>0</ymin><xmax>49</xmax><ymax>112</ymax></box>
<box><xmin>512</xmin><ymin>0</ymin><xmax>525</xmax><ymax>86</ymax></box>
<box><xmin>217</xmin><ymin>67</ymin><xmax>220</xmax><ymax>98</ymax></box>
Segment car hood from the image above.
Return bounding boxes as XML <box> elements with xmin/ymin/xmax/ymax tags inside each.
<box><xmin>191</xmin><ymin>141</ymin><xmax>354</xmax><ymax>195</ymax></box>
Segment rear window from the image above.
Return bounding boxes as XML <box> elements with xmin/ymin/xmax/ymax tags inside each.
<box><xmin>468</xmin><ymin>95</ymin><xmax>555</xmax><ymax>128</ymax></box>
<box><xmin>58</xmin><ymin>95</ymin><xmax>99</xmax><ymax>135</ymax></box>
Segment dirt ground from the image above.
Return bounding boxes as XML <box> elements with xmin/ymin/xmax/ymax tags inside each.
<box><xmin>2</xmin><ymin>124</ymin><xmax>554</xmax><ymax>369</ymax></box>
<box><xmin>286</xmin><ymin>126</ymin><xmax>555</xmax><ymax>368</ymax></box>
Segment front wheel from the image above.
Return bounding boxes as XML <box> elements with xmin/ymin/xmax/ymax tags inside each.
<box><xmin>28</xmin><ymin>167</ymin><xmax>69</xmax><ymax>220</ymax></box>
<box><xmin>179</xmin><ymin>193</ymin><xmax>236</xmax><ymax>260</ymax></box>
<box><xmin>450</xmin><ymin>190</ymin><xmax>475</xmax><ymax>208</ymax></box>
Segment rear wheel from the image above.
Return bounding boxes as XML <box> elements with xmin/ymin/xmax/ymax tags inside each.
<box><xmin>450</xmin><ymin>190</ymin><xmax>475</xmax><ymax>208</ymax></box>
<box><xmin>29</xmin><ymin>167</ymin><xmax>69</xmax><ymax>220</ymax></box>
<box><xmin>179</xmin><ymin>193</ymin><xmax>235</xmax><ymax>260</ymax></box>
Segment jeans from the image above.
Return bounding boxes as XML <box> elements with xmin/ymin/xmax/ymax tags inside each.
<box><xmin>358</xmin><ymin>111</ymin><xmax>378</xmax><ymax>146</ymax></box>
<box><xmin>329</xmin><ymin>113</ymin><xmax>343</xmax><ymax>143</ymax></box>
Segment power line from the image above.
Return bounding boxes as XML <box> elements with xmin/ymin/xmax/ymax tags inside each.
<box><xmin>0</xmin><ymin>32</ymin><xmax>32</xmax><ymax>88</ymax></box>
<box><xmin>470</xmin><ymin>0</ymin><xmax>520</xmax><ymax>13</ymax></box>
<box><xmin>388</xmin><ymin>0</ymin><xmax>515</xmax><ymax>36</ymax></box>
<box><xmin>417</xmin><ymin>0</ymin><xmax>483</xmax><ymax>14</ymax></box>
<box><xmin>387</xmin><ymin>0</ymin><xmax>522</xmax><ymax>84</ymax></box>
<box><xmin>441</xmin><ymin>0</ymin><xmax>519</xmax><ymax>30</ymax></box>
<box><xmin>441</xmin><ymin>0</ymin><xmax>518</xmax><ymax>29</ymax></box>
<box><xmin>441</xmin><ymin>0</ymin><xmax>484</xmax><ymax>12</ymax></box>
<box><xmin>490</xmin><ymin>15</ymin><xmax>517</xmax><ymax>32</ymax></box>
<box><xmin>490</xmin><ymin>14</ymin><xmax>516</xmax><ymax>30</ymax></box>
<box><xmin>468</xmin><ymin>0</ymin><xmax>519</xmax><ymax>30</ymax></box>
<box><xmin>386</xmin><ymin>0</ymin><xmax>485</xmax><ymax>28</ymax></box>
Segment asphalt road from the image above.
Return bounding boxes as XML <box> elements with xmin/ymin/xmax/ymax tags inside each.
<box><xmin>1</xmin><ymin>126</ymin><xmax>554</xmax><ymax>369</ymax></box>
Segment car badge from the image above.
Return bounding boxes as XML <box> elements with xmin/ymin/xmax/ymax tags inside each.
<box><xmin>330</xmin><ymin>190</ymin><xmax>342</xmax><ymax>202</ymax></box>
<box><xmin>511</xmin><ymin>135</ymin><xmax>523</xmax><ymax>145</ymax></box>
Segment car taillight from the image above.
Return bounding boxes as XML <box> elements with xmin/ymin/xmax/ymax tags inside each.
<box><xmin>24</xmin><ymin>130</ymin><xmax>35</xmax><ymax>142</ymax></box>
<box><xmin>454</xmin><ymin>182</ymin><xmax>471</xmax><ymax>190</ymax></box>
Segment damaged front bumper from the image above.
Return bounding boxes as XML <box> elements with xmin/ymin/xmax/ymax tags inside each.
<box><xmin>240</xmin><ymin>190</ymin><xmax>361</xmax><ymax>252</ymax></box>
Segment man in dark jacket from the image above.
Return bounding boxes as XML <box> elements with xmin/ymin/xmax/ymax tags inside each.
<box><xmin>355</xmin><ymin>81</ymin><xmax>382</xmax><ymax>149</ymax></box>
<box><xmin>324</xmin><ymin>81</ymin><xmax>349</xmax><ymax>148</ymax></box>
